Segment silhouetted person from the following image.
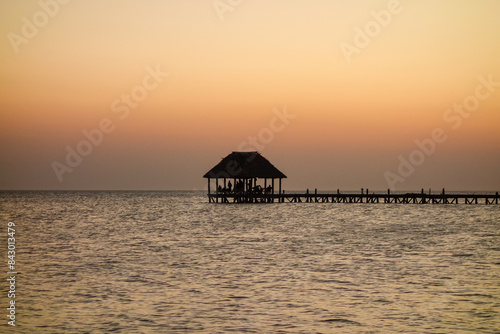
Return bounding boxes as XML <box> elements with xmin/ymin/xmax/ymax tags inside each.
<box><xmin>234</xmin><ymin>180</ymin><xmax>243</xmax><ymax>193</ymax></box>
<box><xmin>228</xmin><ymin>181</ymin><xmax>232</xmax><ymax>193</ymax></box>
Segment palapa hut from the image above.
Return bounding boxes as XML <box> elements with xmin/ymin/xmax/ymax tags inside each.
<box><xmin>203</xmin><ymin>152</ymin><xmax>286</xmax><ymax>200</ymax></box>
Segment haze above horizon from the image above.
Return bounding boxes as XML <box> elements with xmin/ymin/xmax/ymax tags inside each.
<box><xmin>1</xmin><ymin>0</ymin><xmax>499</xmax><ymax>191</ymax></box>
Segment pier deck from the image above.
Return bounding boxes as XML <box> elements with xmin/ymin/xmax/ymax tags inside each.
<box><xmin>208</xmin><ymin>191</ymin><xmax>500</xmax><ymax>204</ymax></box>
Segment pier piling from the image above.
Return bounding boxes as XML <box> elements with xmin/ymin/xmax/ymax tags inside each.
<box><xmin>208</xmin><ymin>190</ymin><xmax>499</xmax><ymax>205</ymax></box>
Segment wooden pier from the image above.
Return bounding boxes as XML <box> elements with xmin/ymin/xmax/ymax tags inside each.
<box><xmin>204</xmin><ymin>152</ymin><xmax>499</xmax><ymax>205</ymax></box>
<box><xmin>208</xmin><ymin>190</ymin><xmax>500</xmax><ymax>205</ymax></box>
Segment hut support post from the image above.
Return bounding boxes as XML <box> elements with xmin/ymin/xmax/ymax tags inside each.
<box><xmin>279</xmin><ymin>178</ymin><xmax>282</xmax><ymax>202</ymax></box>
<box><xmin>215</xmin><ymin>178</ymin><xmax>219</xmax><ymax>203</ymax></box>
<box><xmin>208</xmin><ymin>178</ymin><xmax>211</xmax><ymax>195</ymax></box>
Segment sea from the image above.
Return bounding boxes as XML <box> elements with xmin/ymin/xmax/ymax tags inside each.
<box><xmin>0</xmin><ymin>191</ymin><xmax>499</xmax><ymax>333</ymax></box>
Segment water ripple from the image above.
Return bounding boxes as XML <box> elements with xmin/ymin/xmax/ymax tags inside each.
<box><xmin>0</xmin><ymin>191</ymin><xmax>499</xmax><ymax>333</ymax></box>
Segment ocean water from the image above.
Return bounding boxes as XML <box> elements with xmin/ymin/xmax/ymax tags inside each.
<box><xmin>0</xmin><ymin>191</ymin><xmax>499</xmax><ymax>333</ymax></box>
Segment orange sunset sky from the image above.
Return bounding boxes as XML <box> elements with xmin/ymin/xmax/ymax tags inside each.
<box><xmin>1</xmin><ymin>0</ymin><xmax>499</xmax><ymax>191</ymax></box>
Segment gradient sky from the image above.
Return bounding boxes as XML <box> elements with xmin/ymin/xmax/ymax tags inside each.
<box><xmin>1</xmin><ymin>0</ymin><xmax>499</xmax><ymax>191</ymax></box>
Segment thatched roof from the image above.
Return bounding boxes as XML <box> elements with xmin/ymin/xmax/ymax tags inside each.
<box><xmin>203</xmin><ymin>152</ymin><xmax>287</xmax><ymax>179</ymax></box>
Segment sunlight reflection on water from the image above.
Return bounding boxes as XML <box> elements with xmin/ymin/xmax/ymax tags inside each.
<box><xmin>1</xmin><ymin>191</ymin><xmax>499</xmax><ymax>333</ymax></box>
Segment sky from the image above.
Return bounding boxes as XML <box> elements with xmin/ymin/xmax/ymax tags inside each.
<box><xmin>1</xmin><ymin>0</ymin><xmax>499</xmax><ymax>191</ymax></box>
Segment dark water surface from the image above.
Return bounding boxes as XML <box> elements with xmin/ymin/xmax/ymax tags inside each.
<box><xmin>1</xmin><ymin>191</ymin><xmax>499</xmax><ymax>333</ymax></box>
